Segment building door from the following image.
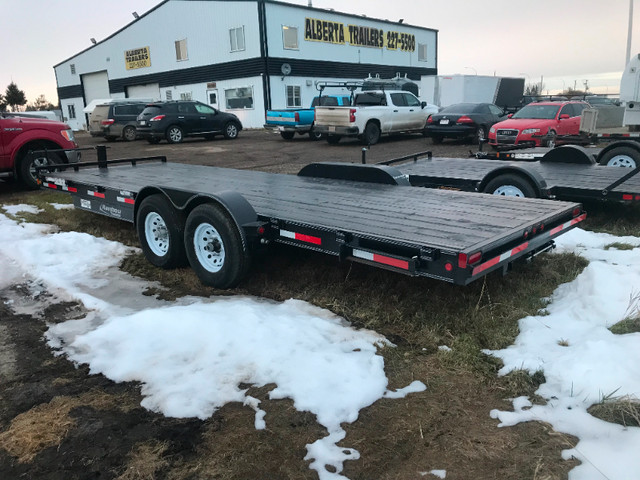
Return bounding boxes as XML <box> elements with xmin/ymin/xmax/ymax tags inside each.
<box><xmin>126</xmin><ymin>83</ymin><xmax>160</xmax><ymax>100</ymax></box>
<box><xmin>207</xmin><ymin>89</ymin><xmax>219</xmax><ymax>109</ymax></box>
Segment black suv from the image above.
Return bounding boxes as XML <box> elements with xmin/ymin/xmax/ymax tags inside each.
<box><xmin>136</xmin><ymin>101</ymin><xmax>242</xmax><ymax>144</ymax></box>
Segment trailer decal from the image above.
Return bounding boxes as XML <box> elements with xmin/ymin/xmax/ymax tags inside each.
<box><xmin>472</xmin><ymin>242</ymin><xmax>530</xmax><ymax>276</ymax></box>
<box><xmin>88</xmin><ymin>190</ymin><xmax>105</xmax><ymax>199</ymax></box>
<box><xmin>279</xmin><ymin>229</ymin><xmax>322</xmax><ymax>245</ymax></box>
<box><xmin>352</xmin><ymin>249</ymin><xmax>409</xmax><ymax>270</ymax></box>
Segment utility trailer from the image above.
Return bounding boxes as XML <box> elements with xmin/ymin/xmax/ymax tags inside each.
<box><xmin>376</xmin><ymin>146</ymin><xmax>640</xmax><ymax>203</ymax></box>
<box><xmin>36</xmin><ymin>148</ymin><xmax>585</xmax><ymax>289</ymax></box>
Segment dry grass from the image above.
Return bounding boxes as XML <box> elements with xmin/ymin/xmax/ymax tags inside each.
<box><xmin>0</xmin><ymin>391</ymin><xmax>138</xmax><ymax>463</ymax></box>
<box><xmin>115</xmin><ymin>441</ymin><xmax>170</xmax><ymax>480</ymax></box>
<box><xmin>589</xmin><ymin>396</ymin><xmax>640</xmax><ymax>428</ymax></box>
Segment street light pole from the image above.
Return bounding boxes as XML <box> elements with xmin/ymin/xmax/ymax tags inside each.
<box><xmin>626</xmin><ymin>0</ymin><xmax>634</xmax><ymax>66</ymax></box>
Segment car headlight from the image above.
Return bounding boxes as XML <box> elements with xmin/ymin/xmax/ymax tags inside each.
<box><xmin>60</xmin><ymin>129</ymin><xmax>75</xmax><ymax>142</ymax></box>
<box><xmin>521</xmin><ymin>128</ymin><xmax>540</xmax><ymax>135</ymax></box>
<box><xmin>490</xmin><ymin>127</ymin><xmax>495</xmax><ymax>133</ymax></box>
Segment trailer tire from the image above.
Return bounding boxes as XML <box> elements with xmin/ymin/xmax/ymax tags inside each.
<box><xmin>326</xmin><ymin>135</ymin><xmax>341</xmax><ymax>145</ymax></box>
<box><xmin>184</xmin><ymin>203</ymin><xmax>249</xmax><ymax>288</ymax></box>
<box><xmin>598</xmin><ymin>147</ymin><xmax>639</xmax><ymax>168</ymax></box>
<box><xmin>166</xmin><ymin>125</ymin><xmax>184</xmax><ymax>144</ymax></box>
<box><xmin>137</xmin><ymin>194</ymin><xmax>187</xmax><ymax>269</ymax></box>
<box><xmin>19</xmin><ymin>150</ymin><xmax>63</xmax><ymax>190</ymax></box>
<box><xmin>361</xmin><ymin>122</ymin><xmax>381</xmax><ymax>145</ymax></box>
<box><xmin>484</xmin><ymin>174</ymin><xmax>536</xmax><ymax>198</ymax></box>
<box><xmin>280</xmin><ymin>131</ymin><xmax>295</xmax><ymax>140</ymax></box>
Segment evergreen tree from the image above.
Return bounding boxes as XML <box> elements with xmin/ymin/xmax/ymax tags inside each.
<box><xmin>5</xmin><ymin>82</ymin><xmax>27</xmax><ymax>112</ymax></box>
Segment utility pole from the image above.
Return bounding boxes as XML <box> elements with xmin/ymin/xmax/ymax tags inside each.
<box><xmin>626</xmin><ymin>0</ymin><xmax>634</xmax><ymax>66</ymax></box>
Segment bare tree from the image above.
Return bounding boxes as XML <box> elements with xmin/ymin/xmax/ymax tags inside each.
<box><xmin>26</xmin><ymin>94</ymin><xmax>56</xmax><ymax>111</ymax></box>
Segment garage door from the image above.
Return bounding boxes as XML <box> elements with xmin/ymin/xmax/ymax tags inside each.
<box><xmin>82</xmin><ymin>71</ymin><xmax>110</xmax><ymax>104</ymax></box>
<box><xmin>126</xmin><ymin>83</ymin><xmax>160</xmax><ymax>100</ymax></box>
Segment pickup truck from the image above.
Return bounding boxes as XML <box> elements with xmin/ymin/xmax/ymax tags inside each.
<box><xmin>0</xmin><ymin>112</ymin><xmax>79</xmax><ymax>189</ymax></box>
<box><xmin>313</xmin><ymin>90</ymin><xmax>438</xmax><ymax>145</ymax></box>
<box><xmin>264</xmin><ymin>95</ymin><xmax>351</xmax><ymax>140</ymax></box>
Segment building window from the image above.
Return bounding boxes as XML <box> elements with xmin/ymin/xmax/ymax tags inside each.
<box><xmin>70</xmin><ymin>64</ymin><xmax>76</xmax><ymax>75</ymax></box>
<box><xmin>67</xmin><ymin>104</ymin><xmax>76</xmax><ymax>119</ymax></box>
<box><xmin>175</xmin><ymin>39</ymin><xmax>188</xmax><ymax>61</ymax></box>
<box><xmin>166</xmin><ymin>90</ymin><xmax>173</xmax><ymax>101</ymax></box>
<box><xmin>229</xmin><ymin>27</ymin><xmax>245</xmax><ymax>52</ymax></box>
<box><xmin>418</xmin><ymin>43</ymin><xmax>428</xmax><ymax>62</ymax></box>
<box><xmin>286</xmin><ymin>85</ymin><xmax>301</xmax><ymax>107</ymax></box>
<box><xmin>225</xmin><ymin>86</ymin><xmax>253</xmax><ymax>109</ymax></box>
<box><xmin>282</xmin><ymin>26</ymin><xmax>298</xmax><ymax>50</ymax></box>
<box><xmin>180</xmin><ymin>91</ymin><xmax>192</xmax><ymax>100</ymax></box>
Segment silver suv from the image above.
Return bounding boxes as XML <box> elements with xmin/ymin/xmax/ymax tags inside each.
<box><xmin>88</xmin><ymin>102</ymin><xmax>148</xmax><ymax>141</ymax></box>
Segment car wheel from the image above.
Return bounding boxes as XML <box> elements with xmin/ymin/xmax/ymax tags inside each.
<box><xmin>484</xmin><ymin>174</ymin><xmax>537</xmax><ymax>198</ymax></box>
<box><xmin>223</xmin><ymin>122</ymin><xmax>240</xmax><ymax>139</ymax></box>
<box><xmin>166</xmin><ymin>125</ymin><xmax>184</xmax><ymax>144</ymax></box>
<box><xmin>431</xmin><ymin>135</ymin><xmax>443</xmax><ymax>144</ymax></box>
<box><xmin>308</xmin><ymin>128</ymin><xmax>324</xmax><ymax>141</ymax></box>
<box><xmin>326</xmin><ymin>135</ymin><xmax>341</xmax><ymax>145</ymax></box>
<box><xmin>19</xmin><ymin>149</ymin><xmax>62</xmax><ymax>190</ymax></box>
<box><xmin>136</xmin><ymin>194</ymin><xmax>187</xmax><ymax>269</ymax></box>
<box><xmin>184</xmin><ymin>203</ymin><xmax>250</xmax><ymax>288</ymax></box>
<box><xmin>599</xmin><ymin>147</ymin><xmax>639</xmax><ymax>168</ymax></box>
<box><xmin>476</xmin><ymin>126</ymin><xmax>487</xmax><ymax>144</ymax></box>
<box><xmin>361</xmin><ymin>122</ymin><xmax>381</xmax><ymax>145</ymax></box>
<box><xmin>545</xmin><ymin>130</ymin><xmax>557</xmax><ymax>148</ymax></box>
<box><xmin>123</xmin><ymin>126</ymin><xmax>137</xmax><ymax>142</ymax></box>
<box><xmin>280</xmin><ymin>131</ymin><xmax>295</xmax><ymax>140</ymax></box>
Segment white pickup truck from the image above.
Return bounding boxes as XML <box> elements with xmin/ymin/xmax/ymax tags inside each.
<box><xmin>313</xmin><ymin>90</ymin><xmax>437</xmax><ymax>145</ymax></box>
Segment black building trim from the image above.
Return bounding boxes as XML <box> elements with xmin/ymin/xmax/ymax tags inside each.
<box><xmin>57</xmin><ymin>84</ymin><xmax>84</xmax><ymax>100</ymax></box>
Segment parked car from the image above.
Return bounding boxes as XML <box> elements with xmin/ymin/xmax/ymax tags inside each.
<box><xmin>424</xmin><ymin>103</ymin><xmax>507</xmax><ymax>144</ymax></box>
<box><xmin>488</xmin><ymin>100</ymin><xmax>589</xmax><ymax>149</ymax></box>
<box><xmin>585</xmin><ymin>95</ymin><xmax>620</xmax><ymax>107</ymax></box>
<box><xmin>89</xmin><ymin>102</ymin><xmax>148</xmax><ymax>141</ymax></box>
<box><xmin>0</xmin><ymin>113</ymin><xmax>79</xmax><ymax>189</ymax></box>
<box><xmin>89</xmin><ymin>101</ymin><xmax>148</xmax><ymax>142</ymax></box>
<box><xmin>136</xmin><ymin>101</ymin><xmax>242</xmax><ymax>144</ymax></box>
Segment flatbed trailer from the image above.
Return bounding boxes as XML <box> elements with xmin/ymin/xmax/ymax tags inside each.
<box><xmin>36</xmin><ymin>152</ymin><xmax>585</xmax><ymax>289</ymax></box>
<box><xmin>373</xmin><ymin>147</ymin><xmax>640</xmax><ymax>203</ymax></box>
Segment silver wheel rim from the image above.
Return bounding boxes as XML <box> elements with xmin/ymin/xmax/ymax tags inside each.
<box><xmin>477</xmin><ymin>128</ymin><xmax>485</xmax><ymax>142</ymax></box>
<box><xmin>29</xmin><ymin>156</ymin><xmax>54</xmax><ymax>177</ymax></box>
<box><xmin>169</xmin><ymin>128</ymin><xmax>182</xmax><ymax>142</ymax></box>
<box><xmin>194</xmin><ymin>222</ymin><xmax>225</xmax><ymax>272</ymax></box>
<box><xmin>124</xmin><ymin>127</ymin><xmax>136</xmax><ymax>141</ymax></box>
<box><xmin>226</xmin><ymin>124</ymin><xmax>237</xmax><ymax>138</ymax></box>
<box><xmin>607</xmin><ymin>155</ymin><xmax>636</xmax><ymax>168</ymax></box>
<box><xmin>493</xmin><ymin>185</ymin><xmax>526</xmax><ymax>197</ymax></box>
<box><xmin>145</xmin><ymin>212</ymin><xmax>169</xmax><ymax>256</ymax></box>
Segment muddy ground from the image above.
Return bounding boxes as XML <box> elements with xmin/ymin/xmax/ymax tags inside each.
<box><xmin>0</xmin><ymin>131</ymin><xmax>579</xmax><ymax>479</ymax></box>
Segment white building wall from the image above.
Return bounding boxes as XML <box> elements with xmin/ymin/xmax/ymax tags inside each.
<box><xmin>60</xmin><ymin>98</ymin><xmax>86</xmax><ymax>131</ymax></box>
<box><xmin>264</xmin><ymin>2</ymin><xmax>436</xmax><ymax>69</ymax></box>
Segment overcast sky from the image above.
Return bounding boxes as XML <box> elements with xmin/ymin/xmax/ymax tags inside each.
<box><xmin>3</xmin><ymin>0</ymin><xmax>638</xmax><ymax>105</ymax></box>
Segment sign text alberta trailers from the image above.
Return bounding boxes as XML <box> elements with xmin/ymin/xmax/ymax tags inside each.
<box><xmin>125</xmin><ymin>47</ymin><xmax>151</xmax><ymax>70</ymax></box>
<box><xmin>304</xmin><ymin>17</ymin><xmax>416</xmax><ymax>52</ymax></box>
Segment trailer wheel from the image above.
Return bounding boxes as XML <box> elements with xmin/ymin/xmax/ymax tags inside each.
<box><xmin>136</xmin><ymin>195</ymin><xmax>186</xmax><ymax>269</ymax></box>
<box><xmin>326</xmin><ymin>135</ymin><xmax>341</xmax><ymax>145</ymax></box>
<box><xmin>484</xmin><ymin>174</ymin><xmax>536</xmax><ymax>198</ymax></box>
<box><xmin>361</xmin><ymin>122</ymin><xmax>381</xmax><ymax>145</ymax></box>
<box><xmin>166</xmin><ymin>125</ymin><xmax>184</xmax><ymax>144</ymax></box>
<box><xmin>19</xmin><ymin>150</ymin><xmax>63</xmax><ymax>190</ymax></box>
<box><xmin>184</xmin><ymin>204</ymin><xmax>249</xmax><ymax>288</ymax></box>
<box><xmin>599</xmin><ymin>147</ymin><xmax>639</xmax><ymax>168</ymax></box>
<box><xmin>223</xmin><ymin>122</ymin><xmax>240</xmax><ymax>139</ymax></box>
<box><xmin>123</xmin><ymin>126</ymin><xmax>137</xmax><ymax>142</ymax></box>
<box><xmin>280</xmin><ymin>131</ymin><xmax>295</xmax><ymax>140</ymax></box>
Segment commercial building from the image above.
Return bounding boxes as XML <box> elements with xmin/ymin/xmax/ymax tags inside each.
<box><xmin>54</xmin><ymin>0</ymin><xmax>438</xmax><ymax>130</ymax></box>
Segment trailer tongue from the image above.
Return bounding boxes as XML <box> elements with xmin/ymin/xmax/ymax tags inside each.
<box><xmin>38</xmin><ymin>154</ymin><xmax>585</xmax><ymax>288</ymax></box>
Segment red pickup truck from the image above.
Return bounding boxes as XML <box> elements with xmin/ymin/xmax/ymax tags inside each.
<box><xmin>0</xmin><ymin>113</ymin><xmax>79</xmax><ymax>189</ymax></box>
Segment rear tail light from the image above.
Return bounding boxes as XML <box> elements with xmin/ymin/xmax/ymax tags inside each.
<box><xmin>295</xmin><ymin>112</ymin><xmax>300</xmax><ymax>122</ymax></box>
<box><xmin>101</xmin><ymin>119</ymin><xmax>115</xmax><ymax>126</ymax></box>
<box><xmin>427</xmin><ymin>115</ymin><xmax>433</xmax><ymax>124</ymax></box>
<box><xmin>572</xmin><ymin>207</ymin><xmax>582</xmax><ymax>217</ymax></box>
<box><xmin>456</xmin><ymin>116</ymin><xmax>473</xmax><ymax>124</ymax></box>
<box><xmin>349</xmin><ymin>109</ymin><xmax>356</xmax><ymax>123</ymax></box>
<box><xmin>458</xmin><ymin>251</ymin><xmax>482</xmax><ymax>269</ymax></box>
<box><xmin>150</xmin><ymin>115</ymin><xmax>165</xmax><ymax>122</ymax></box>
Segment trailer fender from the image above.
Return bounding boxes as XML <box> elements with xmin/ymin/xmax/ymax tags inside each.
<box><xmin>135</xmin><ymin>187</ymin><xmax>258</xmax><ymax>250</ymax></box>
<box><xmin>597</xmin><ymin>141</ymin><xmax>640</xmax><ymax>168</ymax></box>
<box><xmin>479</xmin><ymin>166</ymin><xmax>549</xmax><ymax>198</ymax></box>
<box><xmin>539</xmin><ymin>145</ymin><xmax>596</xmax><ymax>165</ymax></box>
<box><xmin>298</xmin><ymin>162</ymin><xmax>411</xmax><ymax>186</ymax></box>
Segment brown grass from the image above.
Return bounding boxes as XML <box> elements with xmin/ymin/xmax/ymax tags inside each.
<box><xmin>115</xmin><ymin>440</ymin><xmax>170</xmax><ymax>480</ymax></box>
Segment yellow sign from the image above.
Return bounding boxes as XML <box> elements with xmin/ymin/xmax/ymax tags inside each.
<box><xmin>304</xmin><ymin>17</ymin><xmax>416</xmax><ymax>52</ymax></box>
<box><xmin>125</xmin><ymin>47</ymin><xmax>151</xmax><ymax>70</ymax></box>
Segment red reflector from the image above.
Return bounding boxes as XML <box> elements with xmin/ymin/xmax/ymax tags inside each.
<box><xmin>372</xmin><ymin>254</ymin><xmax>409</xmax><ymax>270</ymax></box>
<box><xmin>67</xmin><ymin>187</ymin><xmax>77</xmax><ymax>193</ymax></box>
<box><xmin>572</xmin><ymin>207</ymin><xmax>582</xmax><ymax>217</ymax></box>
<box><xmin>623</xmin><ymin>194</ymin><xmax>633</xmax><ymax>201</ymax></box>
<box><xmin>458</xmin><ymin>253</ymin><xmax>468</xmax><ymax>269</ymax></box>
<box><xmin>93</xmin><ymin>192</ymin><xmax>105</xmax><ymax>198</ymax></box>
<box><xmin>445</xmin><ymin>262</ymin><xmax>453</xmax><ymax>272</ymax></box>
<box><xmin>257</xmin><ymin>226</ymin><xmax>265</xmax><ymax>235</ymax></box>
<box><xmin>296</xmin><ymin>233</ymin><xmax>321</xmax><ymax>245</ymax></box>
<box><xmin>124</xmin><ymin>198</ymin><xmax>135</xmax><ymax>204</ymax></box>
<box><xmin>44</xmin><ymin>183</ymin><xmax>57</xmax><ymax>189</ymax></box>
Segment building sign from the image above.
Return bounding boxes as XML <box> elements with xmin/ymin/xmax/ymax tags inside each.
<box><xmin>125</xmin><ymin>47</ymin><xmax>151</xmax><ymax>70</ymax></box>
<box><xmin>304</xmin><ymin>17</ymin><xmax>416</xmax><ymax>52</ymax></box>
